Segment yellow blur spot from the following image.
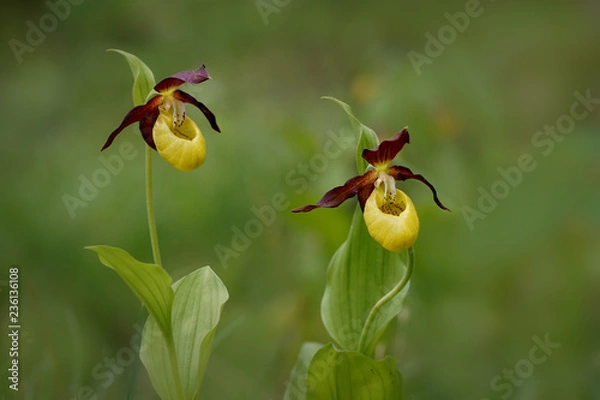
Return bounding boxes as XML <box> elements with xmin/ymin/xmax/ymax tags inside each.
<box><xmin>351</xmin><ymin>73</ymin><xmax>378</xmax><ymax>104</ymax></box>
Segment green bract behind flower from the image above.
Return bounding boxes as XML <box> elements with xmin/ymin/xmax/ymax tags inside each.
<box><xmin>107</xmin><ymin>49</ymin><xmax>156</xmax><ymax>107</ymax></box>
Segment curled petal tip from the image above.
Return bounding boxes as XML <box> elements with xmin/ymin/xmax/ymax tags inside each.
<box><xmin>155</xmin><ymin>65</ymin><xmax>211</xmax><ymax>92</ymax></box>
<box><xmin>388</xmin><ymin>165</ymin><xmax>450</xmax><ymax>211</ymax></box>
<box><xmin>200</xmin><ymin>65</ymin><xmax>210</xmax><ymax>79</ymax></box>
<box><xmin>170</xmin><ymin>65</ymin><xmax>210</xmax><ymax>84</ymax></box>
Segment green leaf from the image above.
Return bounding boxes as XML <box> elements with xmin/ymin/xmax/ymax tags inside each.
<box><xmin>306</xmin><ymin>343</ymin><xmax>403</xmax><ymax>400</ymax></box>
<box><xmin>321</xmin><ymin>96</ymin><xmax>379</xmax><ymax>174</ymax></box>
<box><xmin>284</xmin><ymin>342</ymin><xmax>324</xmax><ymax>400</ymax></box>
<box><xmin>140</xmin><ymin>266</ymin><xmax>229</xmax><ymax>400</ymax></box>
<box><xmin>108</xmin><ymin>49</ymin><xmax>156</xmax><ymax>106</ymax></box>
<box><xmin>321</xmin><ymin>207</ymin><xmax>410</xmax><ymax>356</ymax></box>
<box><xmin>85</xmin><ymin>245</ymin><xmax>174</xmax><ymax>339</ymax></box>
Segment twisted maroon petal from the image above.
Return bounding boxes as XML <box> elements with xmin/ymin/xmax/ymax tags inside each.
<box><xmin>154</xmin><ymin>65</ymin><xmax>211</xmax><ymax>93</ymax></box>
<box><xmin>292</xmin><ymin>170</ymin><xmax>378</xmax><ymax>213</ymax></box>
<box><xmin>101</xmin><ymin>96</ymin><xmax>162</xmax><ymax>151</ymax></box>
<box><xmin>138</xmin><ymin>108</ymin><xmax>160</xmax><ymax>150</ymax></box>
<box><xmin>388</xmin><ymin>165</ymin><xmax>450</xmax><ymax>211</ymax></box>
<box><xmin>173</xmin><ymin>90</ymin><xmax>221</xmax><ymax>133</ymax></box>
<box><xmin>357</xmin><ymin>185</ymin><xmax>376</xmax><ymax>211</ymax></box>
<box><xmin>362</xmin><ymin>128</ymin><xmax>410</xmax><ymax>167</ymax></box>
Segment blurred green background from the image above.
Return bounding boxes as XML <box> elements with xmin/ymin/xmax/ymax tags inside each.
<box><xmin>1</xmin><ymin>0</ymin><xmax>599</xmax><ymax>399</ymax></box>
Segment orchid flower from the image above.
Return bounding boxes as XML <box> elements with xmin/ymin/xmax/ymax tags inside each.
<box><xmin>293</xmin><ymin>129</ymin><xmax>449</xmax><ymax>251</ymax></box>
<box><xmin>102</xmin><ymin>65</ymin><xmax>220</xmax><ymax>171</ymax></box>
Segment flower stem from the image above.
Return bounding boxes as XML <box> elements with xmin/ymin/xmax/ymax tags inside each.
<box><xmin>146</xmin><ymin>147</ymin><xmax>162</xmax><ymax>266</ymax></box>
<box><xmin>146</xmin><ymin>147</ymin><xmax>184</xmax><ymax>398</ymax></box>
<box><xmin>358</xmin><ymin>246</ymin><xmax>414</xmax><ymax>355</ymax></box>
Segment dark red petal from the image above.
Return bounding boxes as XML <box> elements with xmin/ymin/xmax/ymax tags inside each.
<box><xmin>357</xmin><ymin>185</ymin><xmax>375</xmax><ymax>211</ymax></box>
<box><xmin>388</xmin><ymin>165</ymin><xmax>450</xmax><ymax>211</ymax></box>
<box><xmin>292</xmin><ymin>170</ymin><xmax>377</xmax><ymax>213</ymax></box>
<box><xmin>101</xmin><ymin>96</ymin><xmax>162</xmax><ymax>151</ymax></box>
<box><xmin>139</xmin><ymin>108</ymin><xmax>160</xmax><ymax>150</ymax></box>
<box><xmin>362</xmin><ymin>128</ymin><xmax>410</xmax><ymax>166</ymax></box>
<box><xmin>154</xmin><ymin>65</ymin><xmax>211</xmax><ymax>93</ymax></box>
<box><xmin>173</xmin><ymin>90</ymin><xmax>221</xmax><ymax>133</ymax></box>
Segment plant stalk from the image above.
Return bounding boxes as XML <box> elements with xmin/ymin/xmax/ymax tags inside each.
<box><xmin>358</xmin><ymin>246</ymin><xmax>414</xmax><ymax>355</ymax></box>
<box><xmin>146</xmin><ymin>148</ymin><xmax>185</xmax><ymax>398</ymax></box>
<box><xmin>146</xmin><ymin>147</ymin><xmax>162</xmax><ymax>266</ymax></box>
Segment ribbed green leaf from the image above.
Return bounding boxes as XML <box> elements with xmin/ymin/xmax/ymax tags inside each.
<box><xmin>85</xmin><ymin>245</ymin><xmax>174</xmax><ymax>339</ymax></box>
<box><xmin>321</xmin><ymin>96</ymin><xmax>379</xmax><ymax>174</ymax></box>
<box><xmin>321</xmin><ymin>206</ymin><xmax>410</xmax><ymax>356</ymax></box>
<box><xmin>140</xmin><ymin>266</ymin><xmax>229</xmax><ymax>400</ymax></box>
<box><xmin>108</xmin><ymin>49</ymin><xmax>156</xmax><ymax>106</ymax></box>
<box><xmin>284</xmin><ymin>342</ymin><xmax>324</xmax><ymax>400</ymax></box>
<box><xmin>306</xmin><ymin>343</ymin><xmax>403</xmax><ymax>400</ymax></box>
